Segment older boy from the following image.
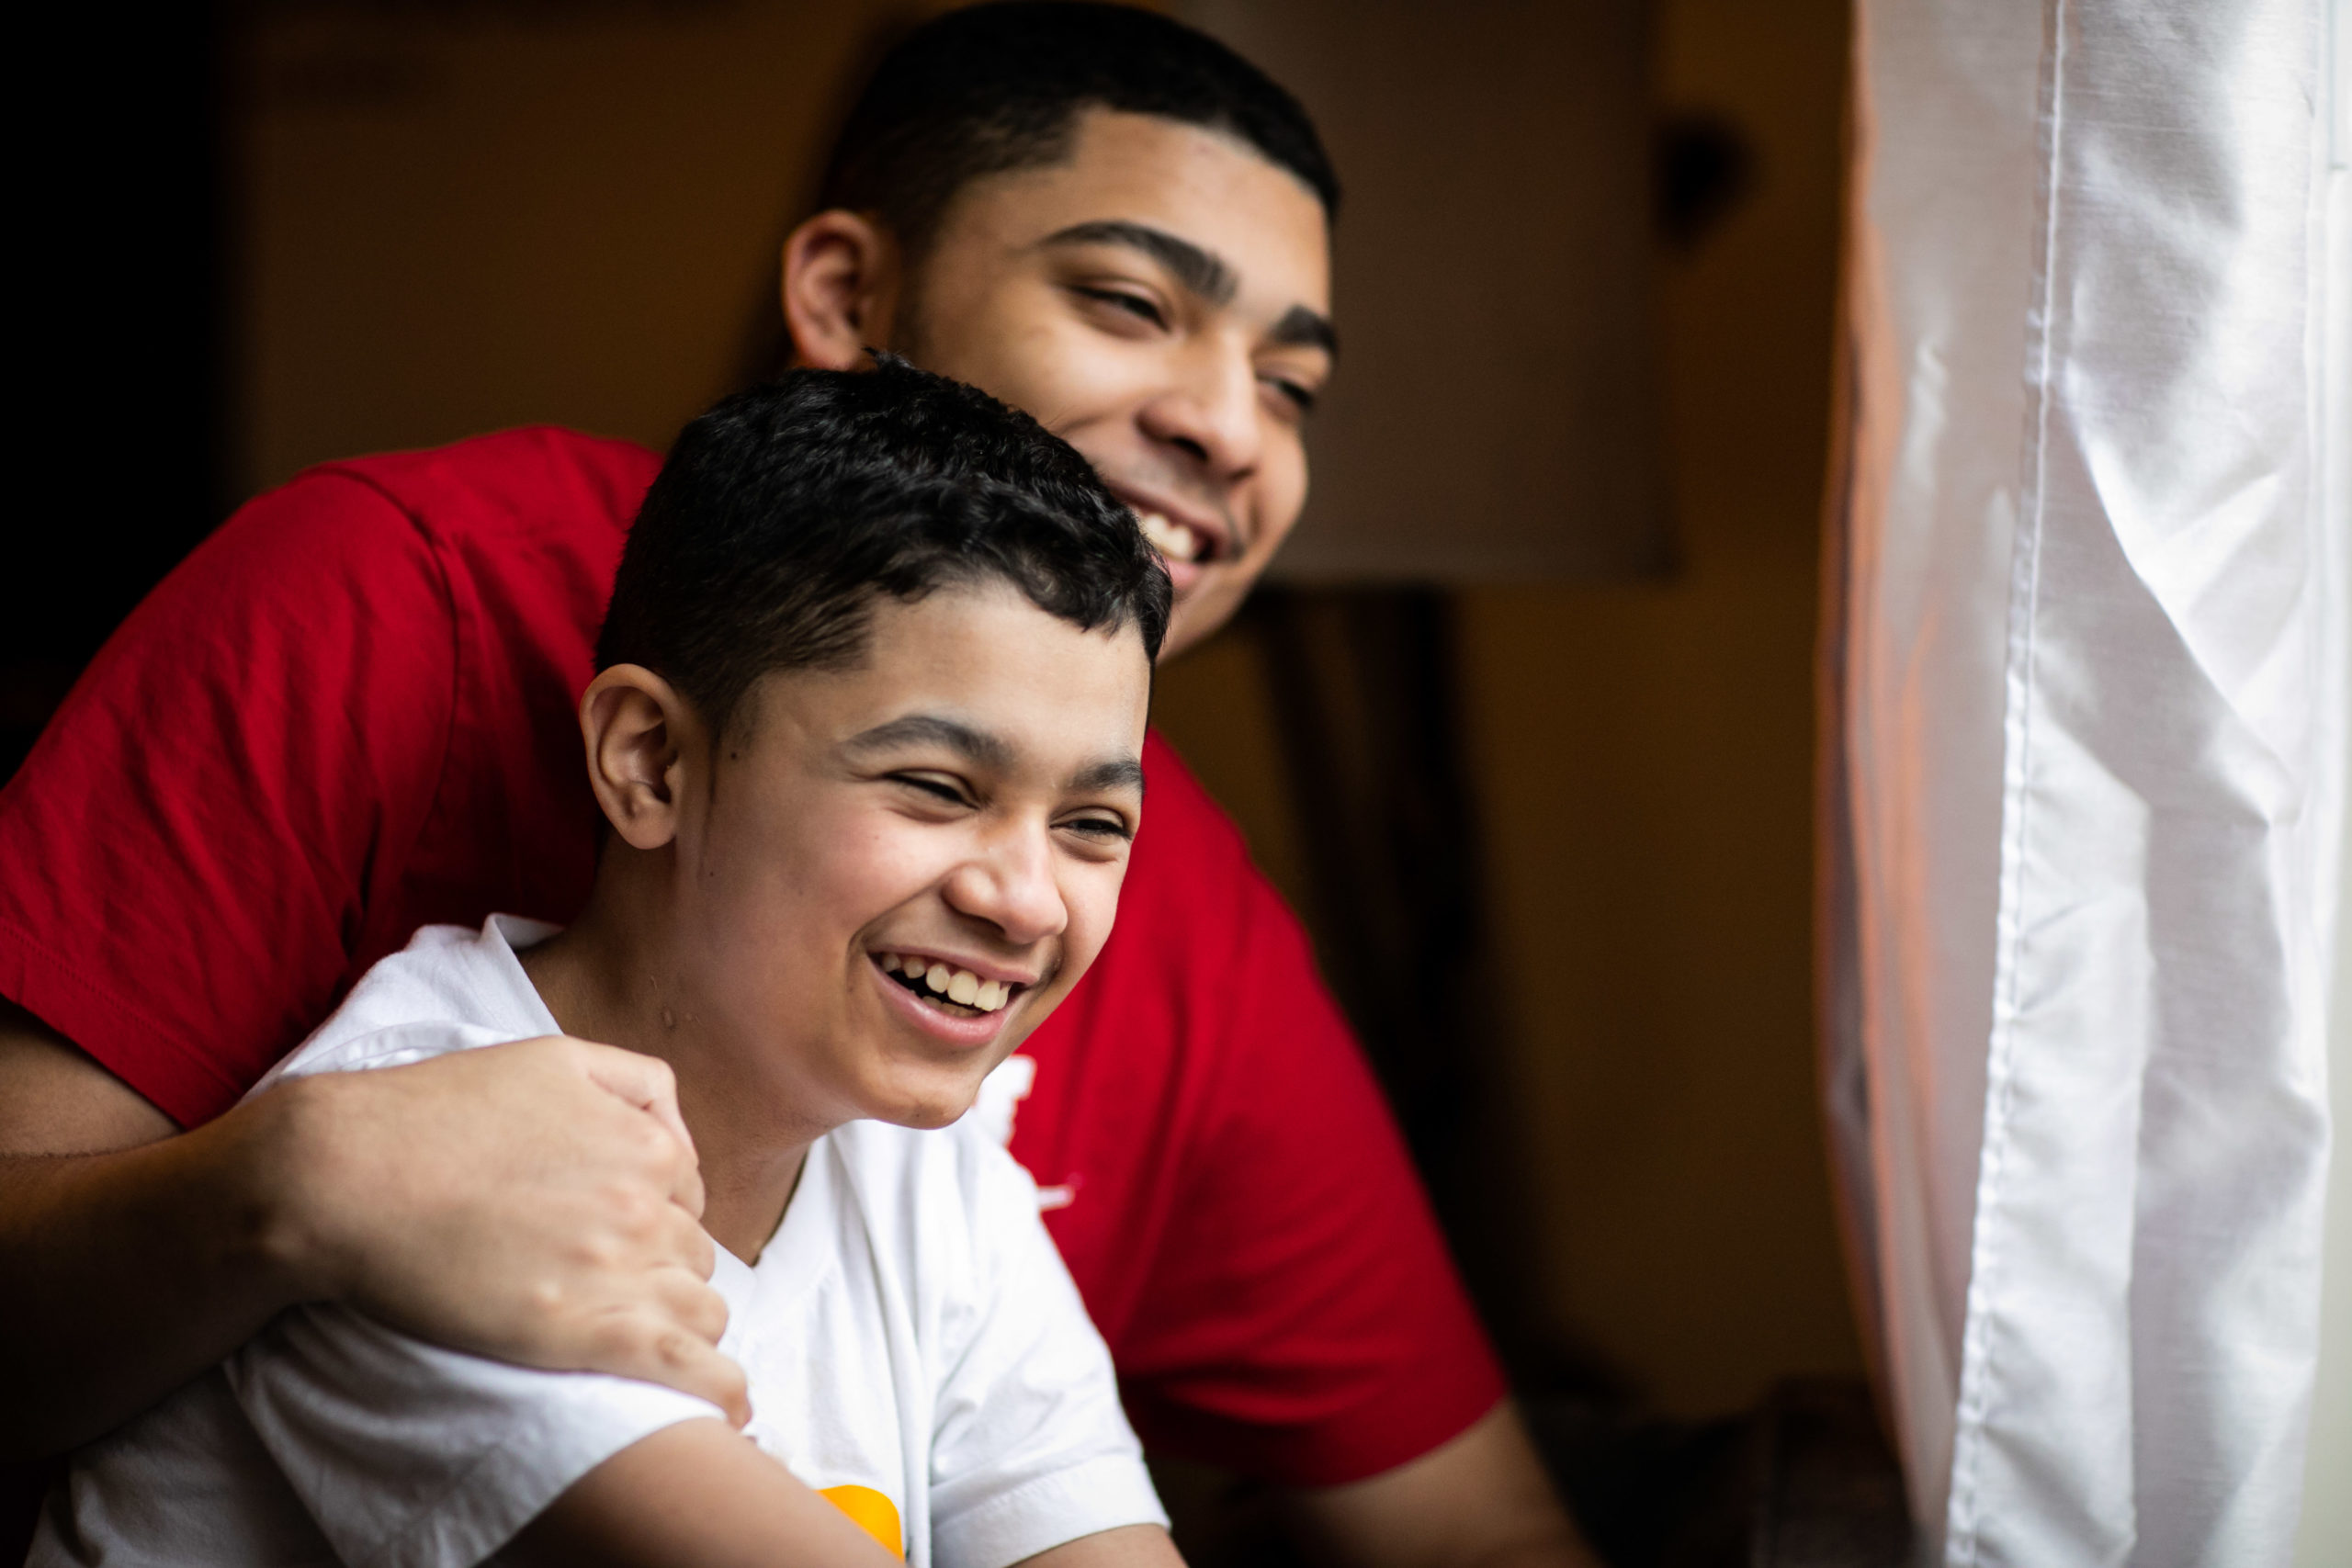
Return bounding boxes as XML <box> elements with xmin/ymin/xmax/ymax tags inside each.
<box><xmin>35</xmin><ymin>363</ymin><xmax>1176</xmax><ymax>1568</ymax></box>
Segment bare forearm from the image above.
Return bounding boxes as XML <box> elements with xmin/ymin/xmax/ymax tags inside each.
<box><xmin>0</xmin><ymin>1104</ymin><xmax>311</xmax><ymax>1457</ymax></box>
<box><xmin>1438</xmin><ymin>1521</ymin><xmax>1598</xmax><ymax>1568</ymax></box>
<box><xmin>505</xmin><ymin>1418</ymin><xmax>903</xmax><ymax>1568</ymax></box>
<box><xmin>508</xmin><ymin>1421</ymin><xmax>1182</xmax><ymax>1568</ymax></box>
<box><xmin>1288</xmin><ymin>1402</ymin><xmax>1602</xmax><ymax>1568</ymax></box>
<box><xmin>0</xmin><ymin>1008</ymin><xmax>741</xmax><ymax>1459</ymax></box>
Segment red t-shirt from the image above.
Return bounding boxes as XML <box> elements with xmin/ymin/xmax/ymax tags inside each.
<box><xmin>0</xmin><ymin>427</ymin><xmax>1502</xmax><ymax>1486</ymax></box>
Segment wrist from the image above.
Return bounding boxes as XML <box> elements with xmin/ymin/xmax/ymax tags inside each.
<box><xmin>205</xmin><ymin>1073</ymin><xmax>350</xmax><ymax>1304</ymax></box>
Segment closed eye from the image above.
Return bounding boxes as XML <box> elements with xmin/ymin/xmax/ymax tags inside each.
<box><xmin>892</xmin><ymin>773</ymin><xmax>973</xmax><ymax>807</ymax></box>
<box><xmin>1072</xmin><ymin>286</ymin><xmax>1168</xmax><ymax>330</ymax></box>
<box><xmin>1267</xmin><ymin>376</ymin><xmax>1318</xmax><ymax>413</ymax></box>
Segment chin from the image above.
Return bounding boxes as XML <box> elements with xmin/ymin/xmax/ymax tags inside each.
<box><xmin>858</xmin><ymin>1074</ymin><xmax>983</xmax><ymax>1132</ymax></box>
<box><xmin>889</xmin><ymin>1102</ymin><xmax>969</xmax><ymax>1132</ymax></box>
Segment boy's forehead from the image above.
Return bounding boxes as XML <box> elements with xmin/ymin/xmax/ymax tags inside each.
<box><xmin>752</xmin><ymin>586</ymin><xmax>1150</xmax><ymax>763</ymax></box>
<box><xmin>944</xmin><ymin>109</ymin><xmax>1331</xmax><ymax>310</ymax></box>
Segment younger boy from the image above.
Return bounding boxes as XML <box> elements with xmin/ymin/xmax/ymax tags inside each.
<box><xmin>31</xmin><ymin>361</ymin><xmax>1177</xmax><ymax>1568</ymax></box>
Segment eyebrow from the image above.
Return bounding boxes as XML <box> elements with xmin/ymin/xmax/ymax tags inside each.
<box><xmin>842</xmin><ymin>714</ymin><xmax>1012</xmax><ymax>772</ymax></box>
<box><xmin>1069</xmin><ymin>757</ymin><xmax>1148</xmax><ymax>796</ymax></box>
<box><xmin>1269</xmin><ymin>302</ymin><xmax>1340</xmax><ymax>359</ymax></box>
<box><xmin>1039</xmin><ymin>220</ymin><xmax>1338</xmax><ymax>360</ymax></box>
<box><xmin>842</xmin><ymin>713</ymin><xmax>1145</xmax><ymax>796</ymax></box>
<box><xmin>1043</xmin><ymin>220</ymin><xmax>1238</xmax><ymax>307</ymax></box>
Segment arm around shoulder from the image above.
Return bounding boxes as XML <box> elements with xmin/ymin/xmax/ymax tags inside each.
<box><xmin>0</xmin><ymin>1002</ymin><xmax>315</xmax><ymax>1456</ymax></box>
<box><xmin>0</xmin><ymin>1006</ymin><xmax>741</xmax><ymax>1457</ymax></box>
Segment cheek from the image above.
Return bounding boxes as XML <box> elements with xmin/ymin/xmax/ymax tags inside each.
<box><xmin>1053</xmin><ymin>863</ymin><xmax>1131</xmax><ymax>978</ymax></box>
<box><xmin>1007</xmin><ymin>331</ymin><xmax>1170</xmax><ymax>437</ymax></box>
<box><xmin>695</xmin><ymin>811</ymin><xmax>933</xmax><ymax>964</ymax></box>
<box><xmin>1246</xmin><ymin>437</ymin><xmax>1310</xmax><ymax>558</ymax></box>
<box><xmin>923</xmin><ymin>296</ymin><xmax>1163</xmax><ymax>436</ymax></box>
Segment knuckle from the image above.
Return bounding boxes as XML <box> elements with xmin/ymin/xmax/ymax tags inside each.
<box><xmin>629</xmin><ymin>1121</ymin><xmax>672</xmax><ymax>1165</ymax></box>
<box><xmin>594</xmin><ymin>1311</ymin><xmax>662</xmax><ymax>1362</ymax></box>
<box><xmin>662</xmin><ymin>1272</ymin><xmax>729</xmax><ymax>1334</ymax></box>
<box><xmin>608</xmin><ymin>1188</ymin><xmax>656</xmax><ymax>1234</ymax></box>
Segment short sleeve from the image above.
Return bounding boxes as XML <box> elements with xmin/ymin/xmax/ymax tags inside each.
<box><xmin>927</xmin><ymin>1149</ymin><xmax>1167</xmax><ymax>1568</ymax></box>
<box><xmin>1122</xmin><ymin>876</ymin><xmax>1508</xmax><ymax>1483</ymax></box>
<box><xmin>0</xmin><ymin>471</ymin><xmax>459</xmax><ymax>1125</ymax></box>
<box><xmin>1024</xmin><ymin>738</ymin><xmax>1510</xmax><ymax>1488</ymax></box>
<box><xmin>229</xmin><ymin>1306</ymin><xmax>720</xmax><ymax>1568</ymax></box>
<box><xmin>219</xmin><ymin>994</ymin><xmax>717</xmax><ymax>1568</ymax></box>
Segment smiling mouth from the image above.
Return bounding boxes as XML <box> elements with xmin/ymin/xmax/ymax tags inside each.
<box><xmin>1135</xmin><ymin>509</ymin><xmax>1219</xmax><ymax>566</ymax></box>
<box><xmin>876</xmin><ymin>953</ymin><xmax>1023</xmax><ymax>1018</ymax></box>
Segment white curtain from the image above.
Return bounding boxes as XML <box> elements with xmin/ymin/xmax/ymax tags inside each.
<box><xmin>1821</xmin><ymin>2</ymin><xmax>2346</xmax><ymax>1564</ymax></box>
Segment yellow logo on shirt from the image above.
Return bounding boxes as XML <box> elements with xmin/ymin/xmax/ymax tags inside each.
<box><xmin>820</xmin><ymin>1485</ymin><xmax>902</xmax><ymax>1559</ymax></box>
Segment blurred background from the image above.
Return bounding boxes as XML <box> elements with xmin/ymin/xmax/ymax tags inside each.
<box><xmin>8</xmin><ymin>0</ymin><xmax>1896</xmax><ymax>1561</ymax></box>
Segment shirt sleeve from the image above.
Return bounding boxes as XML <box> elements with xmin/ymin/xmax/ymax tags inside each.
<box><xmin>227</xmin><ymin>1306</ymin><xmax>721</xmax><ymax>1568</ymax></box>
<box><xmin>0</xmin><ymin>471</ymin><xmax>459</xmax><ymax>1126</ymax></box>
<box><xmin>927</xmin><ymin>1144</ymin><xmax>1168</xmax><ymax>1568</ymax></box>
<box><xmin>1048</xmin><ymin>742</ymin><xmax>1509</xmax><ymax>1487</ymax></box>
<box><xmin>224</xmin><ymin>1021</ymin><xmax>725</xmax><ymax>1568</ymax></box>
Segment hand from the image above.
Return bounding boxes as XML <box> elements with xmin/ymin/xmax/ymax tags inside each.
<box><xmin>263</xmin><ymin>1036</ymin><xmax>748</xmax><ymax>1425</ymax></box>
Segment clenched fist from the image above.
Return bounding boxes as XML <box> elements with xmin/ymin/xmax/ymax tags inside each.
<box><xmin>265</xmin><ymin>1036</ymin><xmax>748</xmax><ymax>1425</ymax></box>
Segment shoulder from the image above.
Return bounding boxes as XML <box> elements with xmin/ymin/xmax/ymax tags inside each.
<box><xmin>302</xmin><ymin>426</ymin><xmax>661</xmax><ymax>547</ymax></box>
<box><xmin>826</xmin><ymin>1117</ymin><xmax>1038</xmax><ymax>1217</ymax></box>
<box><xmin>158</xmin><ymin>427</ymin><xmax>657</xmax><ymax>629</ymax></box>
<box><xmin>1082</xmin><ymin>732</ymin><xmax>1309</xmax><ymax>1007</ymax></box>
<box><xmin>824</xmin><ymin>1119</ymin><xmax>1046</xmax><ymax>1272</ymax></box>
<box><xmin>1138</xmin><ymin>731</ymin><xmax>1247</xmax><ymax>852</ymax></box>
<box><xmin>1128</xmin><ymin>732</ymin><xmax>1265</xmax><ymax>916</ymax></box>
<box><xmin>258</xmin><ymin>923</ymin><xmax>541</xmax><ymax>1089</ymax></box>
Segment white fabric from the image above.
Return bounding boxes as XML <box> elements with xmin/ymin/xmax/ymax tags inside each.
<box><xmin>1824</xmin><ymin>2</ymin><xmax>2345</xmax><ymax>1563</ymax></box>
<box><xmin>33</xmin><ymin>917</ymin><xmax>1163</xmax><ymax>1568</ymax></box>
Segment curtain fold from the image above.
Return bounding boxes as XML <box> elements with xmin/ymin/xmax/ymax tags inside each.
<box><xmin>1822</xmin><ymin>3</ymin><xmax>2343</xmax><ymax>1562</ymax></box>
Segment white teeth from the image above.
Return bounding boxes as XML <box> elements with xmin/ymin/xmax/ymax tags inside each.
<box><xmin>885</xmin><ymin>953</ymin><xmax>1014</xmax><ymax>1012</ymax></box>
<box><xmin>1137</xmin><ymin>511</ymin><xmax>1201</xmax><ymax>562</ymax></box>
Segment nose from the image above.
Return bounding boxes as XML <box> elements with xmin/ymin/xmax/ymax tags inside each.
<box><xmin>942</xmin><ymin>822</ymin><xmax>1068</xmax><ymax>950</ymax></box>
<box><xmin>1136</xmin><ymin>333</ymin><xmax>1263</xmax><ymax>484</ymax></box>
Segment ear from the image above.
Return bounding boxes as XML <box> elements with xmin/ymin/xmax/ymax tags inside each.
<box><xmin>781</xmin><ymin>209</ymin><xmax>903</xmax><ymax>370</ymax></box>
<box><xmin>578</xmin><ymin>665</ymin><xmax>698</xmax><ymax>851</ymax></box>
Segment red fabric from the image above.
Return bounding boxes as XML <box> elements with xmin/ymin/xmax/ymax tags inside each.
<box><xmin>0</xmin><ymin>428</ymin><xmax>1503</xmax><ymax>1487</ymax></box>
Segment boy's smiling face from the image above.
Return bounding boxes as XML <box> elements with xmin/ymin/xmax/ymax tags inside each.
<box><xmin>647</xmin><ymin>582</ymin><xmax>1150</xmax><ymax>1136</ymax></box>
<box><xmin>789</xmin><ymin>108</ymin><xmax>1334</xmax><ymax>660</ymax></box>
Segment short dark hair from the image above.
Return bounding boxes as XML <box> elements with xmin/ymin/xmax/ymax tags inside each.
<box><xmin>818</xmin><ymin>2</ymin><xmax>1339</xmax><ymax>265</ymax></box>
<box><xmin>596</xmin><ymin>358</ymin><xmax>1170</xmax><ymax>738</ymax></box>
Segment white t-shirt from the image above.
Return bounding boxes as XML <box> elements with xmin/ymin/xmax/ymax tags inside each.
<box><xmin>32</xmin><ymin>916</ymin><xmax>1165</xmax><ymax>1568</ymax></box>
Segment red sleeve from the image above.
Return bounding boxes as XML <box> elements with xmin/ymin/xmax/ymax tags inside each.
<box><xmin>0</xmin><ymin>473</ymin><xmax>458</xmax><ymax>1126</ymax></box>
<box><xmin>1020</xmin><ymin>739</ymin><xmax>1508</xmax><ymax>1486</ymax></box>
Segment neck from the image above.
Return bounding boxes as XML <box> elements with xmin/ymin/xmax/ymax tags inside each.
<box><xmin>518</xmin><ymin>890</ymin><xmax>822</xmax><ymax>1263</ymax></box>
